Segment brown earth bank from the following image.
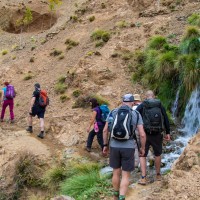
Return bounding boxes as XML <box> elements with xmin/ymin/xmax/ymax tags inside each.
<box><xmin>126</xmin><ymin>132</ymin><xmax>200</xmax><ymax>200</ymax></box>
<box><xmin>0</xmin><ymin>0</ymin><xmax>199</xmax><ymax>199</ymax></box>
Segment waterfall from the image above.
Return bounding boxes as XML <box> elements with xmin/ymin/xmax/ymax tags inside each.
<box><xmin>180</xmin><ymin>86</ymin><xmax>200</xmax><ymax>135</ymax></box>
<box><xmin>171</xmin><ymin>88</ymin><xmax>180</xmax><ymax>120</ymax></box>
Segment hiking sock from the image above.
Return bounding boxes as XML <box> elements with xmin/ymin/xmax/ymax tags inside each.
<box><xmin>119</xmin><ymin>195</ymin><xmax>125</xmax><ymax>200</ymax></box>
<box><xmin>113</xmin><ymin>191</ymin><xmax>119</xmax><ymax>197</ymax></box>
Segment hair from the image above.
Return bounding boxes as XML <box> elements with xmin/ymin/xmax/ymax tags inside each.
<box><xmin>146</xmin><ymin>90</ymin><xmax>155</xmax><ymax>99</ymax></box>
<box><xmin>90</xmin><ymin>98</ymin><xmax>99</xmax><ymax>108</ymax></box>
<box><xmin>4</xmin><ymin>81</ymin><xmax>9</xmax><ymax>86</ymax></box>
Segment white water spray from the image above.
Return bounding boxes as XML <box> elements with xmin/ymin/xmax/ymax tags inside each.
<box><xmin>180</xmin><ymin>86</ymin><xmax>200</xmax><ymax>135</ymax></box>
<box><xmin>171</xmin><ymin>88</ymin><xmax>180</xmax><ymax>120</ymax></box>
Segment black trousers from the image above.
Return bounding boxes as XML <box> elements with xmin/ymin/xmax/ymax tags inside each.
<box><xmin>86</xmin><ymin>125</ymin><xmax>104</xmax><ymax>150</ymax></box>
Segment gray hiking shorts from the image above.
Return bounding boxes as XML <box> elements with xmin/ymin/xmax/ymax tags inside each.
<box><xmin>109</xmin><ymin>147</ymin><xmax>135</xmax><ymax>171</ymax></box>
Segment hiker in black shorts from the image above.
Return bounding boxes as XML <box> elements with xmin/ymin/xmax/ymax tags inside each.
<box><xmin>136</xmin><ymin>90</ymin><xmax>170</xmax><ymax>183</ymax></box>
<box><xmin>26</xmin><ymin>83</ymin><xmax>46</xmax><ymax>139</ymax></box>
<box><xmin>103</xmin><ymin>94</ymin><xmax>146</xmax><ymax>200</ymax></box>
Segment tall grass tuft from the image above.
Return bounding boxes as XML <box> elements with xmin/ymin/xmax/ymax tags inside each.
<box><xmin>187</xmin><ymin>13</ymin><xmax>200</xmax><ymax>27</ymax></box>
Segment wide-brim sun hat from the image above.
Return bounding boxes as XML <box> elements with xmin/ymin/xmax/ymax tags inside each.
<box><xmin>133</xmin><ymin>94</ymin><xmax>141</xmax><ymax>101</ymax></box>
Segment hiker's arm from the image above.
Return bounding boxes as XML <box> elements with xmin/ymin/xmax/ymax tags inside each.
<box><xmin>161</xmin><ymin>105</ymin><xmax>171</xmax><ymax>141</ymax></box>
<box><xmin>1</xmin><ymin>90</ymin><xmax>4</xmax><ymax>103</ymax></box>
<box><xmin>87</xmin><ymin>111</ymin><xmax>97</xmax><ymax>133</ymax></box>
<box><xmin>137</xmin><ymin>124</ymin><xmax>146</xmax><ymax>156</ymax></box>
<box><xmin>103</xmin><ymin>122</ymin><xmax>109</xmax><ymax>155</ymax></box>
<box><xmin>29</xmin><ymin>97</ymin><xmax>36</xmax><ymax>112</ymax></box>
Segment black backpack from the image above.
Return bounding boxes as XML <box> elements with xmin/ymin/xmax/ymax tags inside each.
<box><xmin>142</xmin><ymin>99</ymin><xmax>164</xmax><ymax>132</ymax></box>
<box><xmin>110</xmin><ymin>106</ymin><xmax>138</xmax><ymax>141</ymax></box>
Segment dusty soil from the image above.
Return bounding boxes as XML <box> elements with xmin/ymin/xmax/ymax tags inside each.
<box><xmin>0</xmin><ymin>0</ymin><xmax>199</xmax><ymax>199</ymax></box>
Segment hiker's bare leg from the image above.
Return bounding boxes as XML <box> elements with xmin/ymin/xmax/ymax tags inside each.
<box><xmin>40</xmin><ymin>118</ymin><xmax>44</xmax><ymax>131</ymax></box>
<box><xmin>140</xmin><ymin>156</ymin><xmax>146</xmax><ymax>176</ymax></box>
<box><xmin>112</xmin><ymin>168</ymin><xmax>121</xmax><ymax>200</ymax></box>
<box><xmin>120</xmin><ymin>170</ymin><xmax>131</xmax><ymax>196</ymax></box>
<box><xmin>155</xmin><ymin>155</ymin><xmax>161</xmax><ymax>174</ymax></box>
<box><xmin>28</xmin><ymin>115</ymin><xmax>32</xmax><ymax>126</ymax></box>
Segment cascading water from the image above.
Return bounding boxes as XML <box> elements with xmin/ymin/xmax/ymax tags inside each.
<box><xmin>162</xmin><ymin>86</ymin><xmax>200</xmax><ymax>172</ymax></box>
<box><xmin>171</xmin><ymin>88</ymin><xmax>180</xmax><ymax>120</ymax></box>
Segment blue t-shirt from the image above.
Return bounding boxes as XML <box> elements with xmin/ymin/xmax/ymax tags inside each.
<box><xmin>2</xmin><ymin>87</ymin><xmax>7</xmax><ymax>100</ymax></box>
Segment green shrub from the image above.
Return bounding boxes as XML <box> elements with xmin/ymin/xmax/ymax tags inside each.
<box><xmin>1</xmin><ymin>50</ymin><xmax>8</xmax><ymax>55</ymax></box>
<box><xmin>187</xmin><ymin>13</ymin><xmax>200</xmax><ymax>27</ymax></box>
<box><xmin>116</xmin><ymin>20</ymin><xmax>128</xmax><ymax>28</ymax></box>
<box><xmin>23</xmin><ymin>73</ymin><xmax>34</xmax><ymax>80</ymax></box>
<box><xmin>60</xmin><ymin>94</ymin><xmax>70</xmax><ymax>102</ymax></box>
<box><xmin>183</xmin><ymin>26</ymin><xmax>200</xmax><ymax>41</ymax></box>
<box><xmin>72</xmin><ymin>95</ymin><xmax>90</xmax><ymax>108</ymax></box>
<box><xmin>73</xmin><ymin>89</ymin><xmax>82</xmax><ymax>97</ymax></box>
<box><xmin>58</xmin><ymin>75</ymin><xmax>66</xmax><ymax>84</ymax></box>
<box><xmin>12</xmin><ymin>55</ymin><xmax>16</xmax><ymax>60</ymax></box>
<box><xmin>88</xmin><ymin>16</ymin><xmax>95</xmax><ymax>22</ymax></box>
<box><xmin>55</xmin><ymin>83</ymin><xmax>67</xmax><ymax>94</ymax></box>
<box><xmin>50</xmin><ymin>49</ymin><xmax>63</xmax><ymax>56</ymax></box>
<box><xmin>121</xmin><ymin>51</ymin><xmax>134</xmax><ymax>61</ymax></box>
<box><xmin>70</xmin><ymin>15</ymin><xmax>78</xmax><ymax>22</ymax></box>
<box><xmin>59</xmin><ymin>54</ymin><xmax>65</xmax><ymax>60</ymax></box>
<box><xmin>148</xmin><ymin>36</ymin><xmax>168</xmax><ymax>50</ymax></box>
<box><xmin>90</xmin><ymin>94</ymin><xmax>109</xmax><ymax>105</ymax></box>
<box><xmin>91</xmin><ymin>29</ymin><xmax>110</xmax><ymax>42</ymax></box>
<box><xmin>95</xmin><ymin>41</ymin><xmax>104</xmax><ymax>47</ymax></box>
<box><xmin>65</xmin><ymin>39</ymin><xmax>79</xmax><ymax>46</ymax></box>
<box><xmin>60</xmin><ymin>170</ymin><xmax>112</xmax><ymax>200</ymax></box>
<box><xmin>31</xmin><ymin>46</ymin><xmax>36</xmax><ymax>51</ymax></box>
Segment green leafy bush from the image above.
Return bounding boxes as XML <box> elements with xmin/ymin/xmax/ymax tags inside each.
<box><xmin>60</xmin><ymin>94</ymin><xmax>70</xmax><ymax>102</ymax></box>
<box><xmin>23</xmin><ymin>73</ymin><xmax>34</xmax><ymax>80</ymax></box>
<box><xmin>91</xmin><ymin>29</ymin><xmax>111</xmax><ymax>42</ymax></box>
<box><xmin>88</xmin><ymin>16</ymin><xmax>95</xmax><ymax>22</ymax></box>
<box><xmin>73</xmin><ymin>89</ymin><xmax>82</xmax><ymax>97</ymax></box>
<box><xmin>187</xmin><ymin>13</ymin><xmax>200</xmax><ymax>27</ymax></box>
<box><xmin>1</xmin><ymin>50</ymin><xmax>8</xmax><ymax>55</ymax></box>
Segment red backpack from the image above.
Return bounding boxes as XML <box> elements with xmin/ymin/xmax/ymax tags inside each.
<box><xmin>39</xmin><ymin>90</ymin><xmax>49</xmax><ymax>107</ymax></box>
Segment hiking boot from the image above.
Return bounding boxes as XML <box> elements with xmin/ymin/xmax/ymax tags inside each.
<box><xmin>26</xmin><ymin>127</ymin><xmax>33</xmax><ymax>133</ymax></box>
<box><xmin>156</xmin><ymin>173</ymin><xmax>162</xmax><ymax>181</ymax></box>
<box><xmin>37</xmin><ymin>132</ymin><xmax>44</xmax><ymax>139</ymax></box>
<box><xmin>85</xmin><ymin>147</ymin><xmax>91</xmax><ymax>152</ymax></box>
<box><xmin>138</xmin><ymin>177</ymin><xmax>149</xmax><ymax>185</ymax></box>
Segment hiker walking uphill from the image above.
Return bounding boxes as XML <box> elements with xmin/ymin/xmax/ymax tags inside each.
<box><xmin>136</xmin><ymin>90</ymin><xmax>170</xmax><ymax>184</ymax></box>
<box><xmin>26</xmin><ymin>83</ymin><xmax>49</xmax><ymax>139</ymax></box>
<box><xmin>103</xmin><ymin>94</ymin><xmax>146</xmax><ymax>200</ymax></box>
<box><xmin>0</xmin><ymin>81</ymin><xmax>16</xmax><ymax>123</ymax></box>
<box><xmin>86</xmin><ymin>98</ymin><xmax>109</xmax><ymax>152</ymax></box>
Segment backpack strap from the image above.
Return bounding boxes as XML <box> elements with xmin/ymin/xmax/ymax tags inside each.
<box><xmin>133</xmin><ymin>110</ymin><xmax>140</xmax><ymax>151</ymax></box>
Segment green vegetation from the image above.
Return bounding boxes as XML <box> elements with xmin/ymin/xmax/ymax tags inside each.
<box><xmin>65</xmin><ymin>39</ymin><xmax>79</xmax><ymax>50</ymax></box>
<box><xmin>91</xmin><ymin>29</ymin><xmax>111</xmax><ymax>47</ymax></box>
<box><xmin>132</xmin><ymin>25</ymin><xmax>200</xmax><ymax>114</ymax></box>
<box><xmin>116</xmin><ymin>20</ymin><xmax>128</xmax><ymax>28</ymax></box>
<box><xmin>50</xmin><ymin>49</ymin><xmax>63</xmax><ymax>56</ymax></box>
<box><xmin>187</xmin><ymin>13</ymin><xmax>200</xmax><ymax>27</ymax></box>
<box><xmin>72</xmin><ymin>94</ymin><xmax>109</xmax><ymax>108</ymax></box>
<box><xmin>70</xmin><ymin>15</ymin><xmax>78</xmax><ymax>22</ymax></box>
<box><xmin>55</xmin><ymin>76</ymin><xmax>67</xmax><ymax>94</ymax></box>
<box><xmin>73</xmin><ymin>89</ymin><xmax>82</xmax><ymax>97</ymax></box>
<box><xmin>88</xmin><ymin>16</ymin><xmax>95</xmax><ymax>22</ymax></box>
<box><xmin>59</xmin><ymin>54</ymin><xmax>65</xmax><ymax>60</ymax></box>
<box><xmin>23</xmin><ymin>73</ymin><xmax>34</xmax><ymax>80</ymax></box>
<box><xmin>60</xmin><ymin>94</ymin><xmax>70</xmax><ymax>102</ymax></box>
<box><xmin>1</xmin><ymin>50</ymin><xmax>8</xmax><ymax>55</ymax></box>
<box><xmin>59</xmin><ymin>162</ymin><xmax>112</xmax><ymax>200</ymax></box>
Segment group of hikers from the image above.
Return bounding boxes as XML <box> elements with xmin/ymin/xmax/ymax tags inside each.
<box><xmin>1</xmin><ymin>82</ymin><xmax>48</xmax><ymax>139</ymax></box>
<box><xmin>86</xmin><ymin>91</ymin><xmax>170</xmax><ymax>200</ymax></box>
<box><xmin>2</xmin><ymin>81</ymin><xmax>170</xmax><ymax>200</ymax></box>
